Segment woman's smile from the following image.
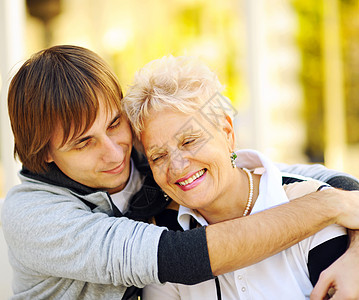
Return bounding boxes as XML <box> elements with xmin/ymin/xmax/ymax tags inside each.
<box><xmin>140</xmin><ymin>108</ymin><xmax>239</xmax><ymax>212</ymax></box>
<box><xmin>176</xmin><ymin>169</ymin><xmax>207</xmax><ymax>191</ymax></box>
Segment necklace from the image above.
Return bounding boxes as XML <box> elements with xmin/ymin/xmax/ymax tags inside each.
<box><xmin>242</xmin><ymin>167</ymin><xmax>254</xmax><ymax>216</ymax></box>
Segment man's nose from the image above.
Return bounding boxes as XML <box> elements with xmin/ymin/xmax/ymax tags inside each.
<box><xmin>101</xmin><ymin>136</ymin><xmax>124</xmax><ymax>163</ymax></box>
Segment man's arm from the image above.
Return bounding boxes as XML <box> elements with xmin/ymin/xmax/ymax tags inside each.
<box><xmin>278</xmin><ymin>163</ymin><xmax>359</xmax><ymax>299</ymax></box>
<box><xmin>278</xmin><ymin>162</ymin><xmax>359</xmax><ymax>190</ymax></box>
<box><xmin>207</xmin><ymin>189</ymin><xmax>359</xmax><ymax>275</ymax></box>
<box><xmin>311</xmin><ymin>231</ymin><xmax>359</xmax><ymax>300</ymax></box>
<box><xmin>158</xmin><ymin>188</ymin><xmax>359</xmax><ymax>282</ymax></box>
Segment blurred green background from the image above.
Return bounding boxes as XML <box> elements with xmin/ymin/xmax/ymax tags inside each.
<box><xmin>1</xmin><ymin>0</ymin><xmax>359</xmax><ymax>197</ymax></box>
<box><xmin>1</xmin><ymin>1</ymin><xmax>359</xmax><ymax>297</ymax></box>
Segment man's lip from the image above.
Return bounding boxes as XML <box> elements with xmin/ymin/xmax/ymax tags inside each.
<box><xmin>102</xmin><ymin>162</ymin><xmax>125</xmax><ymax>174</ymax></box>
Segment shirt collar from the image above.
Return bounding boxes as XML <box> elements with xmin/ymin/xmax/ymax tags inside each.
<box><xmin>177</xmin><ymin>149</ymin><xmax>289</xmax><ymax>230</ymax></box>
<box><xmin>110</xmin><ymin>159</ymin><xmax>145</xmax><ymax>213</ymax></box>
<box><xmin>235</xmin><ymin>149</ymin><xmax>289</xmax><ymax>214</ymax></box>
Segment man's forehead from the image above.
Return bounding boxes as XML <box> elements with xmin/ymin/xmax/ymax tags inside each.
<box><xmin>50</xmin><ymin>122</ymin><xmax>85</xmax><ymax>151</ymax></box>
<box><xmin>48</xmin><ymin>91</ymin><xmax>122</xmax><ymax>148</ymax></box>
<box><xmin>53</xmin><ymin>109</ymin><xmax>122</xmax><ymax>149</ymax></box>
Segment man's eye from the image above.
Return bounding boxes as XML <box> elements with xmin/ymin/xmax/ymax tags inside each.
<box><xmin>109</xmin><ymin>119</ymin><xmax>121</xmax><ymax>130</ymax></box>
<box><xmin>74</xmin><ymin>141</ymin><xmax>90</xmax><ymax>151</ymax></box>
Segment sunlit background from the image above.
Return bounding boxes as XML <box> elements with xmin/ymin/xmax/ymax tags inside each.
<box><xmin>0</xmin><ymin>0</ymin><xmax>358</xmax><ymax>297</ymax></box>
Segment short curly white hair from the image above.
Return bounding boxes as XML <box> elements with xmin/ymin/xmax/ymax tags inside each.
<box><xmin>122</xmin><ymin>55</ymin><xmax>228</xmax><ymax>138</ymax></box>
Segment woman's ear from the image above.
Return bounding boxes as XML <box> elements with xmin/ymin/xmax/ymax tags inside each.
<box><xmin>222</xmin><ymin>114</ymin><xmax>235</xmax><ymax>150</ymax></box>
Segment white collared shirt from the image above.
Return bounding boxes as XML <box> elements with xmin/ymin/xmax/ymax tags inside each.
<box><xmin>111</xmin><ymin>159</ymin><xmax>145</xmax><ymax>214</ymax></box>
<box><xmin>143</xmin><ymin>149</ymin><xmax>346</xmax><ymax>300</ymax></box>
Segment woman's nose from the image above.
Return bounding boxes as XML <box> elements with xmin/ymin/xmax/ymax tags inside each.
<box><xmin>168</xmin><ymin>152</ymin><xmax>190</xmax><ymax>176</ymax></box>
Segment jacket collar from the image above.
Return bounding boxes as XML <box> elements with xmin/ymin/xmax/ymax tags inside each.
<box><xmin>21</xmin><ymin>148</ymin><xmax>170</xmax><ymax>220</ymax></box>
<box><xmin>21</xmin><ymin>162</ymin><xmax>97</xmax><ymax>196</ymax></box>
<box><xmin>20</xmin><ymin>149</ymin><xmax>149</xmax><ymax>195</ymax></box>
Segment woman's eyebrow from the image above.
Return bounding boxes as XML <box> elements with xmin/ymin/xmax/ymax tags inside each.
<box><xmin>175</xmin><ymin>128</ymin><xmax>202</xmax><ymax>142</ymax></box>
<box><xmin>146</xmin><ymin>146</ymin><xmax>163</xmax><ymax>157</ymax></box>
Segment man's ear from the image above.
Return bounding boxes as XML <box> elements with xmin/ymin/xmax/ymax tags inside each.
<box><xmin>222</xmin><ymin>114</ymin><xmax>235</xmax><ymax>150</ymax></box>
<box><xmin>46</xmin><ymin>152</ymin><xmax>54</xmax><ymax>163</ymax></box>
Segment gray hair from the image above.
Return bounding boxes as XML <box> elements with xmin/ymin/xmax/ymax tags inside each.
<box><xmin>122</xmin><ymin>55</ymin><xmax>227</xmax><ymax>138</ymax></box>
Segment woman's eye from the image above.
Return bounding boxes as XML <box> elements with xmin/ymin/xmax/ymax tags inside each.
<box><xmin>183</xmin><ymin>138</ymin><xmax>195</xmax><ymax>146</ymax></box>
<box><xmin>151</xmin><ymin>154</ymin><xmax>167</xmax><ymax>163</ymax></box>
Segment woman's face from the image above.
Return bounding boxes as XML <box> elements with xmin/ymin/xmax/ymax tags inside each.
<box><xmin>140</xmin><ymin>107</ymin><xmax>236</xmax><ymax>211</ymax></box>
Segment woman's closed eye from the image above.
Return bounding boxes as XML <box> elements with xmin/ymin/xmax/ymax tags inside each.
<box><xmin>150</xmin><ymin>153</ymin><xmax>167</xmax><ymax>163</ymax></box>
<box><xmin>183</xmin><ymin>138</ymin><xmax>195</xmax><ymax>146</ymax></box>
<box><xmin>182</xmin><ymin>136</ymin><xmax>204</xmax><ymax>149</ymax></box>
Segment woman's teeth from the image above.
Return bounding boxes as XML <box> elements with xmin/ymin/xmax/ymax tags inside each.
<box><xmin>178</xmin><ymin>169</ymin><xmax>205</xmax><ymax>186</ymax></box>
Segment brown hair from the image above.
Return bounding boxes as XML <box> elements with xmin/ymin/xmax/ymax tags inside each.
<box><xmin>8</xmin><ymin>45</ymin><xmax>123</xmax><ymax>173</ymax></box>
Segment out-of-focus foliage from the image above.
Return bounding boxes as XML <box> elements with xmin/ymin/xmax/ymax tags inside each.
<box><xmin>341</xmin><ymin>0</ymin><xmax>359</xmax><ymax>144</ymax></box>
<box><xmin>26</xmin><ymin>0</ymin><xmax>246</xmax><ymax>106</ymax></box>
<box><xmin>291</xmin><ymin>0</ymin><xmax>323</xmax><ymax>162</ymax></box>
<box><xmin>292</xmin><ymin>0</ymin><xmax>359</xmax><ymax>162</ymax></box>
<box><xmin>100</xmin><ymin>1</ymin><xmax>245</xmax><ymax>105</ymax></box>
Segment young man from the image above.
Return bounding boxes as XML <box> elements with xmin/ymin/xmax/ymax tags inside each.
<box><xmin>2</xmin><ymin>45</ymin><xmax>359</xmax><ymax>300</ymax></box>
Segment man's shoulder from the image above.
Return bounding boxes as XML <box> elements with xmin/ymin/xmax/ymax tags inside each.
<box><xmin>281</xmin><ymin>173</ymin><xmax>327</xmax><ymax>201</ymax></box>
<box><xmin>3</xmin><ymin>177</ymin><xmax>109</xmax><ymax>223</ymax></box>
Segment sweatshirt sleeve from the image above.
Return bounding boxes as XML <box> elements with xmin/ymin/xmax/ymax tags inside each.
<box><xmin>2</xmin><ymin>183</ymin><xmax>215</xmax><ymax>289</ymax></box>
<box><xmin>326</xmin><ymin>176</ymin><xmax>359</xmax><ymax>191</ymax></box>
<box><xmin>277</xmin><ymin>163</ymin><xmax>359</xmax><ymax>190</ymax></box>
<box><xmin>157</xmin><ymin>227</ymin><xmax>214</xmax><ymax>284</ymax></box>
<box><xmin>1</xmin><ymin>187</ymin><xmax>165</xmax><ymax>288</ymax></box>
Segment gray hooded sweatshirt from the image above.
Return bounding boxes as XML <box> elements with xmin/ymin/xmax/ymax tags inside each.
<box><xmin>2</xmin><ymin>154</ymin><xmax>359</xmax><ymax>299</ymax></box>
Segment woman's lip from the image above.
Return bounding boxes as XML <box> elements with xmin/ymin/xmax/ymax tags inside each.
<box><xmin>102</xmin><ymin>162</ymin><xmax>125</xmax><ymax>174</ymax></box>
<box><xmin>176</xmin><ymin>169</ymin><xmax>204</xmax><ymax>183</ymax></box>
<box><xmin>176</xmin><ymin>169</ymin><xmax>207</xmax><ymax>191</ymax></box>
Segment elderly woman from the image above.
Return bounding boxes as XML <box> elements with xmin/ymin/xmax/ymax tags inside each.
<box><xmin>123</xmin><ymin>56</ymin><xmax>349</xmax><ymax>299</ymax></box>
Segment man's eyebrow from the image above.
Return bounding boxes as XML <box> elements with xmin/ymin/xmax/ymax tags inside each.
<box><xmin>60</xmin><ymin>113</ymin><xmax>122</xmax><ymax>151</ymax></box>
<box><xmin>73</xmin><ymin>135</ymin><xmax>93</xmax><ymax>146</ymax></box>
<box><xmin>61</xmin><ymin>135</ymin><xmax>93</xmax><ymax>151</ymax></box>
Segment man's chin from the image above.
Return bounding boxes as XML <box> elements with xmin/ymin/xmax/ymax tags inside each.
<box><xmin>104</xmin><ymin>177</ymin><xmax>129</xmax><ymax>194</ymax></box>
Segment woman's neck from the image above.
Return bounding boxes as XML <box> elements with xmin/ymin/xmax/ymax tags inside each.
<box><xmin>198</xmin><ymin>168</ymin><xmax>261</xmax><ymax>224</ymax></box>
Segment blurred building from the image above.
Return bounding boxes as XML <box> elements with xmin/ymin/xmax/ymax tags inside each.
<box><xmin>0</xmin><ymin>1</ymin><xmax>358</xmax><ymax>296</ymax></box>
<box><xmin>1</xmin><ymin>0</ymin><xmax>319</xmax><ymax>196</ymax></box>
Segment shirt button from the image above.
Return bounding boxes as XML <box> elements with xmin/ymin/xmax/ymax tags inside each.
<box><xmin>241</xmin><ymin>287</ymin><xmax>246</xmax><ymax>292</ymax></box>
<box><xmin>238</xmin><ymin>275</ymin><xmax>242</xmax><ymax>280</ymax></box>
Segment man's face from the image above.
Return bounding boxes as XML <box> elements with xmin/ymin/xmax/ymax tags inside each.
<box><xmin>47</xmin><ymin>99</ymin><xmax>133</xmax><ymax>194</ymax></box>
